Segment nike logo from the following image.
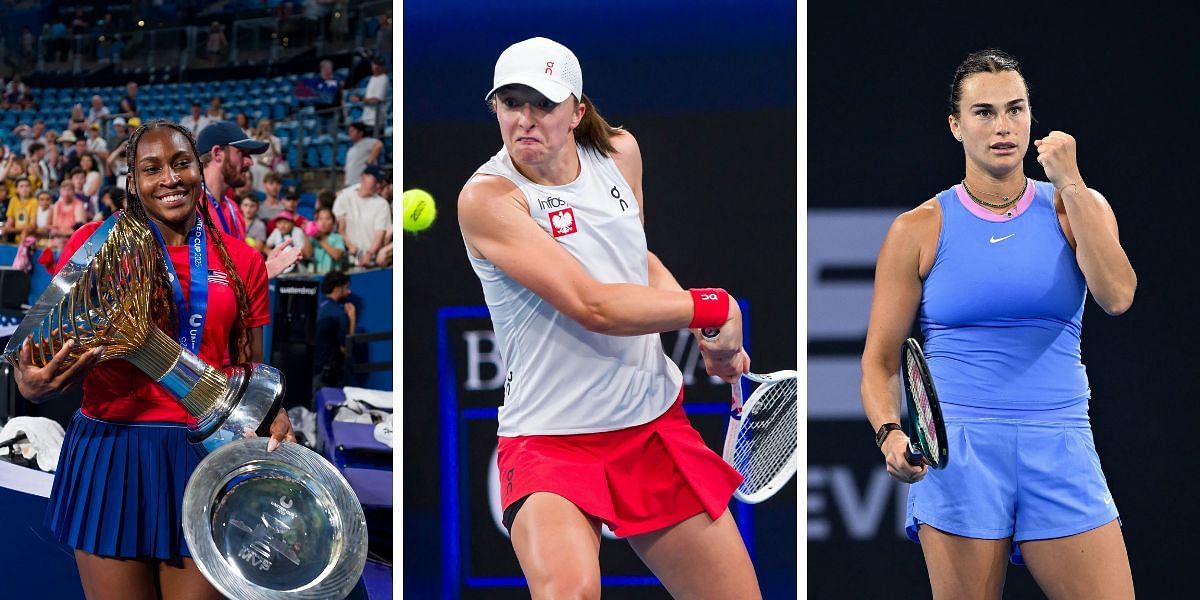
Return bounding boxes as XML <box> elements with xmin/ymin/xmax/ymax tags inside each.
<box><xmin>989</xmin><ymin>234</ymin><xmax>1015</xmax><ymax>244</ymax></box>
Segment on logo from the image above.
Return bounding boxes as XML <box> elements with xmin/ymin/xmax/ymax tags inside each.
<box><xmin>545</xmin><ymin>61</ymin><xmax>555</xmax><ymax>75</ymax></box>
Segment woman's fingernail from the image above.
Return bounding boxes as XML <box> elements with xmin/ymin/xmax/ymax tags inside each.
<box><xmin>267</xmin><ymin>438</ymin><xmax>280</xmax><ymax>452</ymax></box>
<box><xmin>92</xmin><ymin>347</ymin><xmax>104</xmax><ymax>357</ymax></box>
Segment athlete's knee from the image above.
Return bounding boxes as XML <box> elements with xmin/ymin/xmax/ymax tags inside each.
<box><xmin>528</xmin><ymin>568</ymin><xmax>600</xmax><ymax>600</ymax></box>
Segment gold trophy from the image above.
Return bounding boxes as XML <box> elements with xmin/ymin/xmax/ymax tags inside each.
<box><xmin>3</xmin><ymin>212</ymin><xmax>367</xmax><ymax>599</ymax></box>
<box><xmin>2</xmin><ymin>211</ymin><xmax>283</xmax><ymax>451</ymax></box>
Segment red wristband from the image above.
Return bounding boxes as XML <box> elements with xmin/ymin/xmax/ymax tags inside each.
<box><xmin>688</xmin><ymin>288</ymin><xmax>729</xmax><ymax>329</ymax></box>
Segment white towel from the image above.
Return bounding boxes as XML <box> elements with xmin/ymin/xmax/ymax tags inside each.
<box><xmin>0</xmin><ymin>416</ymin><xmax>66</xmax><ymax>472</ymax></box>
<box><xmin>373</xmin><ymin>414</ymin><xmax>393</xmax><ymax>448</ymax></box>
<box><xmin>342</xmin><ymin>386</ymin><xmax>393</xmax><ymax>410</ymax></box>
<box><xmin>333</xmin><ymin>399</ymin><xmax>391</xmax><ymax>424</ymax></box>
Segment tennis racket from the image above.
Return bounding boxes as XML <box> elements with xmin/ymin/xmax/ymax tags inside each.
<box><xmin>720</xmin><ymin>368</ymin><xmax>799</xmax><ymax>504</ymax></box>
<box><xmin>900</xmin><ymin>338</ymin><xmax>948</xmax><ymax>469</ymax></box>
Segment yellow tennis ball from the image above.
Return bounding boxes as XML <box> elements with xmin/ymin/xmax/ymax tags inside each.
<box><xmin>402</xmin><ymin>188</ymin><xmax>437</xmax><ymax>233</ymax></box>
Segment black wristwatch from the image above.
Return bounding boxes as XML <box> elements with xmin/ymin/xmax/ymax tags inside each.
<box><xmin>874</xmin><ymin>423</ymin><xmax>902</xmax><ymax>448</ymax></box>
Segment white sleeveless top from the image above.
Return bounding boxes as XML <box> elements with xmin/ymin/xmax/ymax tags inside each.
<box><xmin>467</xmin><ymin>143</ymin><xmax>684</xmax><ymax>436</ymax></box>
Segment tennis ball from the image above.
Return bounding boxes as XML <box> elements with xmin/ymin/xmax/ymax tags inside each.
<box><xmin>402</xmin><ymin>188</ymin><xmax>437</xmax><ymax>233</ymax></box>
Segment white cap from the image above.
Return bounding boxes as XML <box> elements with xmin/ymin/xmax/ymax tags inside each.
<box><xmin>485</xmin><ymin>37</ymin><xmax>583</xmax><ymax>103</ymax></box>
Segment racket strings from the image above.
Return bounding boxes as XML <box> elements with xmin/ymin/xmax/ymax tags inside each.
<box><xmin>731</xmin><ymin>379</ymin><xmax>797</xmax><ymax>494</ymax></box>
<box><xmin>905</xmin><ymin>352</ymin><xmax>941</xmax><ymax>458</ymax></box>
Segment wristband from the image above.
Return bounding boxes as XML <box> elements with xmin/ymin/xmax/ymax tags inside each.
<box><xmin>688</xmin><ymin>288</ymin><xmax>729</xmax><ymax>330</ymax></box>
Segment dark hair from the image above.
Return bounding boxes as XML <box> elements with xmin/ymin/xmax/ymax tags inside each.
<box><xmin>322</xmin><ymin>269</ymin><xmax>349</xmax><ymax>294</ymax></box>
<box><xmin>264</xmin><ymin>172</ymin><xmax>282</xmax><ymax>185</ymax></box>
<box><xmin>124</xmin><ymin>120</ymin><xmax>254</xmax><ymax>363</ymax></box>
<box><xmin>316</xmin><ymin>189</ymin><xmax>336</xmax><ymax>210</ymax></box>
<box><xmin>27</xmin><ymin>142</ymin><xmax>44</xmax><ymax>155</ymax></box>
<box><xmin>348</xmin><ymin>122</ymin><xmax>368</xmax><ymax>136</ymax></box>
<box><xmin>949</xmin><ymin>49</ymin><xmax>1028</xmax><ymax>116</ymax></box>
<box><xmin>103</xmin><ymin>186</ymin><xmax>125</xmax><ymax>209</ymax></box>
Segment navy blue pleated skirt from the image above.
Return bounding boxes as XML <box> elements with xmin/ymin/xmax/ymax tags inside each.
<box><xmin>45</xmin><ymin>411</ymin><xmax>204</xmax><ymax>560</ymax></box>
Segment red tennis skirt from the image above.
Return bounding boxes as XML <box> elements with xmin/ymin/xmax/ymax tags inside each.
<box><xmin>496</xmin><ymin>389</ymin><xmax>743</xmax><ymax>538</ymax></box>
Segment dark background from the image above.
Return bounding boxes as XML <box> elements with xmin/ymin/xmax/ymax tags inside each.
<box><xmin>810</xmin><ymin>3</ymin><xmax>1197</xmax><ymax>598</ymax></box>
<box><xmin>403</xmin><ymin>1</ymin><xmax>796</xmax><ymax>598</ymax></box>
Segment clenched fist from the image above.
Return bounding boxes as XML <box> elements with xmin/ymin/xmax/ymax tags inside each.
<box><xmin>1034</xmin><ymin>131</ymin><xmax>1084</xmax><ymax>191</ymax></box>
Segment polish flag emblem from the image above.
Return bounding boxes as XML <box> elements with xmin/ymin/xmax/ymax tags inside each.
<box><xmin>549</xmin><ymin>208</ymin><xmax>577</xmax><ymax>237</ymax></box>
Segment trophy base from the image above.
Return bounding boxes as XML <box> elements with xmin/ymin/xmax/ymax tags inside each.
<box><xmin>190</xmin><ymin>363</ymin><xmax>285</xmax><ymax>454</ymax></box>
<box><xmin>183</xmin><ymin>437</ymin><xmax>368</xmax><ymax>600</ymax></box>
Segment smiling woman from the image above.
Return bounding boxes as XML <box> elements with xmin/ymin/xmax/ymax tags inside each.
<box><xmin>12</xmin><ymin>120</ymin><xmax>296</xmax><ymax>600</ymax></box>
<box><xmin>860</xmin><ymin>49</ymin><xmax>1137</xmax><ymax>600</ymax></box>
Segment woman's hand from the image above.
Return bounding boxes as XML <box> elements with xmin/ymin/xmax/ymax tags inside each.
<box><xmin>242</xmin><ymin>407</ymin><xmax>297</xmax><ymax>452</ymax></box>
<box><xmin>697</xmin><ymin>300</ymin><xmax>750</xmax><ymax>383</ymax></box>
<box><xmin>880</xmin><ymin>430</ymin><xmax>927</xmax><ymax>483</ymax></box>
<box><xmin>12</xmin><ymin>337</ymin><xmax>103</xmax><ymax>403</ymax></box>
<box><xmin>1034</xmin><ymin>131</ymin><xmax>1083</xmax><ymax>190</ymax></box>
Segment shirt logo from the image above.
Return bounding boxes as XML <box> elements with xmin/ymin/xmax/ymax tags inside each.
<box><xmin>989</xmin><ymin>234</ymin><xmax>1015</xmax><ymax>244</ymax></box>
<box><xmin>537</xmin><ymin>196</ymin><xmax>566</xmax><ymax>211</ymax></box>
<box><xmin>549</xmin><ymin>208</ymin><xmax>577</xmax><ymax>237</ymax></box>
<box><xmin>208</xmin><ymin>270</ymin><xmax>231</xmax><ymax>287</ymax></box>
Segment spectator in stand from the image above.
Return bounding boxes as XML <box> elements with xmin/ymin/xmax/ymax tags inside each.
<box><xmin>4</xmin><ymin>156</ymin><xmax>27</xmax><ymax>198</ymax></box>
<box><xmin>65</xmin><ymin>168</ymin><xmax>91</xmax><ymax>217</ymax></box>
<box><xmin>235</xmin><ymin>112</ymin><xmax>253</xmax><ymax>138</ymax></box>
<box><xmin>121</xmin><ymin>81</ymin><xmax>139</xmax><ymax>115</ymax></box>
<box><xmin>0</xmin><ymin>184</ymin><xmax>9</xmax><ymax>226</ymax></box>
<box><xmin>206</xmin><ymin>96</ymin><xmax>228</xmax><ymax>122</ymax></box>
<box><xmin>68</xmin><ymin>104</ymin><xmax>88</xmax><ymax>137</ymax></box>
<box><xmin>106</xmin><ymin>116</ymin><xmax>130</xmax><ymax>152</ymax></box>
<box><xmin>23</xmin><ymin>160</ymin><xmax>44</xmax><ymax>196</ymax></box>
<box><xmin>333</xmin><ymin>165</ymin><xmax>390</xmax><ymax>268</ymax></box>
<box><xmin>315</xmin><ymin>59</ymin><xmax>343</xmax><ymax>133</ymax></box>
<box><xmin>249</xmin><ymin>119</ymin><xmax>287</xmax><ymax>191</ymax></box>
<box><xmin>4</xmin><ymin>177</ymin><xmax>37</xmax><ymax>243</ymax></box>
<box><xmin>344</xmin><ymin>121</ymin><xmax>382</xmax><ymax>186</ymax></box>
<box><xmin>44</xmin><ymin>140</ymin><xmax>63</xmax><ymax>184</ymax></box>
<box><xmin>87</xmin><ymin>95</ymin><xmax>111</xmax><ymax>128</ymax></box>
<box><xmin>265</xmin><ymin>210</ymin><xmax>311</xmax><ymax>273</ymax></box>
<box><xmin>309</xmin><ymin>206</ymin><xmax>347</xmax><ymax>275</ymax></box>
<box><xmin>197</xmin><ymin>121</ymin><xmax>266</xmax><ymax>240</ymax></box>
<box><xmin>25</xmin><ymin>143</ymin><xmax>49</xmax><ymax>191</ymax></box>
<box><xmin>69</xmin><ymin>8</ymin><xmax>90</xmax><ymax>38</ymax></box>
<box><xmin>97</xmin><ymin>186</ymin><xmax>124</xmax><ymax>221</ymax></box>
<box><xmin>117</xmin><ymin>97</ymin><xmax>137</xmax><ymax>121</ymax></box>
<box><xmin>180</xmin><ymin>101</ymin><xmax>211</xmax><ymax>135</ymax></box>
<box><xmin>19</xmin><ymin>120</ymin><xmax>47</xmax><ymax>155</ymax></box>
<box><xmin>273</xmin><ymin>186</ymin><xmax>309</xmax><ymax>232</ymax></box>
<box><xmin>4</xmin><ymin>76</ymin><xmax>31</xmax><ymax>109</ymax></box>
<box><xmin>258</xmin><ymin>172</ymin><xmax>285</xmax><ymax>222</ymax></box>
<box><xmin>313</xmin><ymin>269</ymin><xmax>355</xmax><ymax>389</ymax></box>
<box><xmin>240</xmin><ymin>194</ymin><xmax>268</xmax><ymax>252</ymax></box>
<box><xmin>33</xmin><ymin>190</ymin><xmax>54</xmax><ymax>248</ymax></box>
<box><xmin>19</xmin><ymin>26</ymin><xmax>37</xmax><ymax>68</ymax></box>
<box><xmin>52</xmin><ymin>180</ymin><xmax>87</xmax><ymax>241</ymax></box>
<box><xmin>206</xmin><ymin>22</ymin><xmax>228</xmax><ymax>64</ymax></box>
<box><xmin>86</xmin><ymin>123</ymin><xmax>109</xmax><ymax>158</ymax></box>
<box><xmin>59</xmin><ymin>131</ymin><xmax>82</xmax><ymax>172</ymax></box>
<box><xmin>105</xmin><ymin>138</ymin><xmax>129</xmax><ymax>191</ymax></box>
<box><xmin>78</xmin><ymin>154</ymin><xmax>103</xmax><ymax>208</ymax></box>
<box><xmin>349</xmin><ymin>56</ymin><xmax>390</xmax><ymax>133</ymax></box>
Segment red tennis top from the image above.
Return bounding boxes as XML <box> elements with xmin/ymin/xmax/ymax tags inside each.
<box><xmin>56</xmin><ymin>218</ymin><xmax>270</xmax><ymax>424</ymax></box>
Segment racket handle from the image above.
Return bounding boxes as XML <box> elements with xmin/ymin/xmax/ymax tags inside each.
<box><xmin>700</xmin><ymin>327</ymin><xmax>720</xmax><ymax>340</ymax></box>
<box><xmin>904</xmin><ymin>443</ymin><xmax>925</xmax><ymax>467</ymax></box>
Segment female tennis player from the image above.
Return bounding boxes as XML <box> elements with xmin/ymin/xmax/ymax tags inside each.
<box><xmin>458</xmin><ymin>37</ymin><xmax>761</xmax><ymax>599</ymax></box>
<box><xmin>13</xmin><ymin>120</ymin><xmax>295</xmax><ymax>600</ymax></box>
<box><xmin>860</xmin><ymin>49</ymin><xmax>1136</xmax><ymax>599</ymax></box>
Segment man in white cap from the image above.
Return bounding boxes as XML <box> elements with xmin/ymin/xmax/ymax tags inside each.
<box><xmin>105</xmin><ymin>116</ymin><xmax>129</xmax><ymax>151</ymax></box>
<box><xmin>333</xmin><ymin>164</ymin><xmax>389</xmax><ymax>267</ymax></box>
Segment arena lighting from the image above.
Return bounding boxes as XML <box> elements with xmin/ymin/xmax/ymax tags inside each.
<box><xmin>137</xmin><ymin>20</ymin><xmax>145</xmax><ymax>27</ymax></box>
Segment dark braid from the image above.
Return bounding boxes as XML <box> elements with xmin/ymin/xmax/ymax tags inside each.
<box><xmin>124</xmin><ymin>120</ymin><xmax>256</xmax><ymax>364</ymax></box>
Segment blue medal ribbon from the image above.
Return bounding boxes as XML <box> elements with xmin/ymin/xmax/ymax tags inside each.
<box><xmin>207</xmin><ymin>188</ymin><xmax>242</xmax><ymax>238</ymax></box>
<box><xmin>146</xmin><ymin>214</ymin><xmax>208</xmax><ymax>353</ymax></box>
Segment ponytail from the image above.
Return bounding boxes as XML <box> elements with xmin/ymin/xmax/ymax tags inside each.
<box><xmin>573</xmin><ymin>94</ymin><xmax>622</xmax><ymax>157</ymax></box>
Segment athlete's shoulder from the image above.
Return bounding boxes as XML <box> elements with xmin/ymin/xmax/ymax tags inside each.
<box><xmin>891</xmin><ymin>197</ymin><xmax>941</xmax><ymax>236</ymax></box>
<box><xmin>608</xmin><ymin>128</ymin><xmax>639</xmax><ymax>157</ymax></box>
<box><xmin>459</xmin><ymin>172</ymin><xmax>524</xmax><ymax>211</ymax></box>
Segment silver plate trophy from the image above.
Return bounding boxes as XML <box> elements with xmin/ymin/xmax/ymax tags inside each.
<box><xmin>2</xmin><ymin>212</ymin><xmax>368</xmax><ymax>599</ymax></box>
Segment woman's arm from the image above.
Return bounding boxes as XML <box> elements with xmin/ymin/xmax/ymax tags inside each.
<box><xmin>459</xmin><ymin>174</ymin><xmax>740</xmax><ymax>339</ymax></box>
<box><xmin>861</xmin><ymin>200</ymin><xmax>939</xmax><ymax>483</ymax></box>
<box><xmin>1035</xmin><ymin>131</ymin><xmax>1136</xmax><ymax>315</ymax></box>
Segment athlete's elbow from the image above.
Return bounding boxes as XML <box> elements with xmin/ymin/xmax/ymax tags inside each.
<box><xmin>1099</xmin><ymin>283</ymin><xmax>1136</xmax><ymax>316</ymax></box>
<box><xmin>574</xmin><ymin>305</ymin><xmax>616</xmax><ymax>334</ymax></box>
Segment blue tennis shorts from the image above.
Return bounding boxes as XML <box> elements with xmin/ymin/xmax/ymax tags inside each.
<box><xmin>905</xmin><ymin>419</ymin><xmax>1119</xmax><ymax>564</ymax></box>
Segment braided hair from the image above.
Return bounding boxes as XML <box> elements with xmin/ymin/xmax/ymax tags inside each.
<box><xmin>124</xmin><ymin>120</ymin><xmax>255</xmax><ymax>364</ymax></box>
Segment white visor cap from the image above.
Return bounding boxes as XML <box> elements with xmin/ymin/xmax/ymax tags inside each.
<box><xmin>485</xmin><ymin>37</ymin><xmax>583</xmax><ymax>103</ymax></box>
